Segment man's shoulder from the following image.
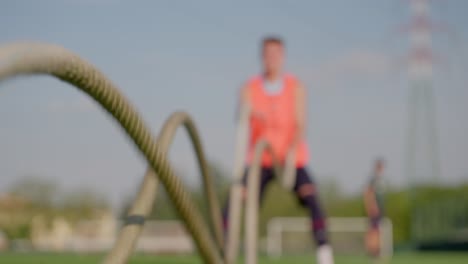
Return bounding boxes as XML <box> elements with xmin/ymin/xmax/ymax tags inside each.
<box><xmin>245</xmin><ymin>75</ymin><xmax>262</xmax><ymax>85</ymax></box>
<box><xmin>284</xmin><ymin>73</ymin><xmax>304</xmax><ymax>89</ymax></box>
<box><xmin>240</xmin><ymin>75</ymin><xmax>262</xmax><ymax>93</ymax></box>
<box><xmin>284</xmin><ymin>73</ymin><xmax>299</xmax><ymax>80</ymax></box>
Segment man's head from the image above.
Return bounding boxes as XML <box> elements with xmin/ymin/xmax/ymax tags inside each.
<box><xmin>261</xmin><ymin>36</ymin><xmax>285</xmax><ymax>77</ymax></box>
<box><xmin>374</xmin><ymin>158</ymin><xmax>385</xmax><ymax>176</ymax></box>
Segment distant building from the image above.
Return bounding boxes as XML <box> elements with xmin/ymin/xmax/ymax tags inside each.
<box><xmin>0</xmin><ymin>192</ymin><xmax>117</xmax><ymax>252</ymax></box>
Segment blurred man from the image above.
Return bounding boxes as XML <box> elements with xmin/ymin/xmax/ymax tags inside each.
<box><xmin>223</xmin><ymin>36</ymin><xmax>334</xmax><ymax>264</ymax></box>
<box><xmin>364</xmin><ymin>158</ymin><xmax>386</xmax><ymax>259</ymax></box>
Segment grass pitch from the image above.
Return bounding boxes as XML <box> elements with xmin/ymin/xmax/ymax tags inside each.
<box><xmin>0</xmin><ymin>252</ymin><xmax>467</xmax><ymax>263</ymax></box>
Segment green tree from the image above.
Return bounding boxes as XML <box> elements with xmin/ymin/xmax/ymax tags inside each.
<box><xmin>8</xmin><ymin>177</ymin><xmax>59</xmax><ymax>208</ymax></box>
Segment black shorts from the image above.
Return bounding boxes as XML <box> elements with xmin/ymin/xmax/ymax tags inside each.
<box><xmin>241</xmin><ymin>166</ymin><xmax>316</xmax><ymax>206</ymax></box>
<box><xmin>370</xmin><ymin>215</ymin><xmax>382</xmax><ymax>230</ymax></box>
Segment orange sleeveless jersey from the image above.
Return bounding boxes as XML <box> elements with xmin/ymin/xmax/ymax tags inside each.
<box><xmin>245</xmin><ymin>74</ymin><xmax>309</xmax><ymax>167</ymax></box>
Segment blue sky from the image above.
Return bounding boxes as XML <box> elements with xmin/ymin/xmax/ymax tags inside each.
<box><xmin>1</xmin><ymin>0</ymin><xmax>467</xmax><ymax>208</ymax></box>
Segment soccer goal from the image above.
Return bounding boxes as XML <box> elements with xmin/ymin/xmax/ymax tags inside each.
<box><xmin>266</xmin><ymin>217</ymin><xmax>393</xmax><ymax>258</ymax></box>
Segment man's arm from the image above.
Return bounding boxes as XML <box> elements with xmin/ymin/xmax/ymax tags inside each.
<box><xmin>239</xmin><ymin>82</ymin><xmax>267</xmax><ymax>121</ymax></box>
<box><xmin>234</xmin><ymin>83</ymin><xmax>251</xmax><ymax>121</ymax></box>
<box><xmin>238</xmin><ymin>83</ymin><xmax>250</xmax><ymax>118</ymax></box>
<box><xmin>293</xmin><ymin>81</ymin><xmax>307</xmax><ymax>145</ymax></box>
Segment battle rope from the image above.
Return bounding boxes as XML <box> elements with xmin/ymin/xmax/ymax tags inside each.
<box><xmin>0</xmin><ymin>43</ymin><xmax>221</xmax><ymax>264</ymax></box>
<box><xmin>104</xmin><ymin>112</ymin><xmax>223</xmax><ymax>264</ymax></box>
<box><xmin>225</xmin><ymin>103</ymin><xmax>297</xmax><ymax>264</ymax></box>
<box><xmin>0</xmin><ymin>42</ymin><xmax>297</xmax><ymax>264</ymax></box>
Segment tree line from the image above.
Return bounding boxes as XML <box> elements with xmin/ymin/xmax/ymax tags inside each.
<box><xmin>121</xmin><ymin>162</ymin><xmax>468</xmax><ymax>246</ymax></box>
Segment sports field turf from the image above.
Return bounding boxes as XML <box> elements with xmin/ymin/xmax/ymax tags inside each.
<box><xmin>0</xmin><ymin>253</ymin><xmax>467</xmax><ymax>264</ymax></box>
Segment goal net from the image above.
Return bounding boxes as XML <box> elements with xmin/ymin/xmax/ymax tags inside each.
<box><xmin>265</xmin><ymin>217</ymin><xmax>392</xmax><ymax>258</ymax></box>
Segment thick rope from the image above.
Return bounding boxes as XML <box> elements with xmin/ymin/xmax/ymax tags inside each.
<box><xmin>0</xmin><ymin>42</ymin><xmax>297</xmax><ymax>264</ymax></box>
<box><xmin>225</xmin><ymin>103</ymin><xmax>296</xmax><ymax>264</ymax></box>
<box><xmin>224</xmin><ymin>104</ymin><xmax>250</xmax><ymax>264</ymax></box>
<box><xmin>244</xmin><ymin>139</ymin><xmax>281</xmax><ymax>264</ymax></box>
<box><xmin>0</xmin><ymin>43</ymin><xmax>222</xmax><ymax>264</ymax></box>
<box><xmin>104</xmin><ymin>112</ymin><xmax>223</xmax><ymax>264</ymax></box>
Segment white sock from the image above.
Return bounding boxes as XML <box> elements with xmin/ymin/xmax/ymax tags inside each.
<box><xmin>317</xmin><ymin>244</ymin><xmax>334</xmax><ymax>264</ymax></box>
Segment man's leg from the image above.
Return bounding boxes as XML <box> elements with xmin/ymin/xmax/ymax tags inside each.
<box><xmin>293</xmin><ymin>167</ymin><xmax>334</xmax><ymax>264</ymax></box>
<box><xmin>222</xmin><ymin>167</ymin><xmax>274</xmax><ymax>233</ymax></box>
<box><xmin>366</xmin><ymin>216</ymin><xmax>381</xmax><ymax>259</ymax></box>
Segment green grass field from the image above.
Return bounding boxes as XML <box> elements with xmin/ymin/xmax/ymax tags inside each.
<box><xmin>1</xmin><ymin>253</ymin><xmax>468</xmax><ymax>264</ymax></box>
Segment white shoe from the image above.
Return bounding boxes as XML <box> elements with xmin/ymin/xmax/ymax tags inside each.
<box><xmin>317</xmin><ymin>244</ymin><xmax>334</xmax><ymax>264</ymax></box>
